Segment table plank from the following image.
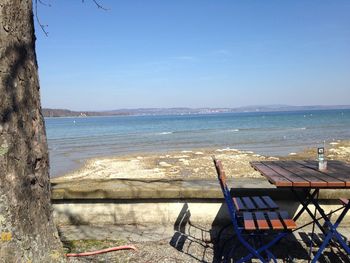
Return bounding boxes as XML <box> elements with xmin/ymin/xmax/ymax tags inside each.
<box><xmin>251</xmin><ymin>160</ymin><xmax>350</xmax><ymax>188</ymax></box>
<box><xmin>261</xmin><ymin>161</ymin><xmax>310</xmax><ymax>187</ymax></box>
<box><xmin>303</xmin><ymin>161</ymin><xmax>350</xmax><ymax>187</ymax></box>
<box><xmin>250</xmin><ymin>162</ymin><xmax>293</xmax><ymax>187</ymax></box>
<box><xmin>296</xmin><ymin>161</ymin><xmax>345</xmax><ymax>187</ymax></box>
<box><xmin>330</xmin><ymin>160</ymin><xmax>350</xmax><ymax>168</ymax></box>
<box><xmin>273</xmin><ymin>161</ymin><xmax>327</xmax><ymax>187</ymax></box>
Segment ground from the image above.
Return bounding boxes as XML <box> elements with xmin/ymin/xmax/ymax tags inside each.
<box><xmin>62</xmin><ymin>224</ymin><xmax>350</xmax><ymax>262</ymax></box>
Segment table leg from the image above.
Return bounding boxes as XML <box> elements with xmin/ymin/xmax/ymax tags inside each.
<box><xmin>296</xmin><ymin>190</ymin><xmax>350</xmax><ymax>263</ymax></box>
<box><xmin>309</xmin><ymin>190</ymin><xmax>319</xmax><ymax>260</ymax></box>
<box><xmin>292</xmin><ymin>189</ymin><xmax>326</xmax><ymax>234</ymax></box>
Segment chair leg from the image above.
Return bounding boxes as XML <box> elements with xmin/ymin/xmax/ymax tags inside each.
<box><xmin>311</xmin><ymin>203</ymin><xmax>350</xmax><ymax>262</ymax></box>
<box><xmin>266</xmin><ymin>248</ymin><xmax>277</xmax><ymax>263</ymax></box>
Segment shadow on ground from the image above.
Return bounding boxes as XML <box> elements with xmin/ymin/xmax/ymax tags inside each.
<box><xmin>170</xmin><ymin>203</ymin><xmax>350</xmax><ymax>263</ymax></box>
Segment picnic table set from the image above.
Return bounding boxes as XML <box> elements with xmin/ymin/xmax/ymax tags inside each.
<box><xmin>213</xmin><ymin>149</ymin><xmax>350</xmax><ymax>262</ymax></box>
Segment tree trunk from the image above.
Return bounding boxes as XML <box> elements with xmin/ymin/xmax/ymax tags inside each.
<box><xmin>0</xmin><ymin>0</ymin><xmax>65</xmax><ymax>261</ymax></box>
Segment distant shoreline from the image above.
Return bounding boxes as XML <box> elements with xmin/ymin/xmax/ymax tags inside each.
<box><xmin>43</xmin><ymin>105</ymin><xmax>350</xmax><ymax>118</ymax></box>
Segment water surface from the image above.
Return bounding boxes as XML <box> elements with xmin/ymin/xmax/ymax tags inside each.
<box><xmin>45</xmin><ymin>109</ymin><xmax>350</xmax><ymax>177</ymax></box>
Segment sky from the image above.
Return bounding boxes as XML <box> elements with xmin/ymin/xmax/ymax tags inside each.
<box><xmin>35</xmin><ymin>0</ymin><xmax>350</xmax><ymax>111</ymax></box>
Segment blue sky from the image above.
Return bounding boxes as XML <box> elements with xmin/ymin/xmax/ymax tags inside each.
<box><xmin>35</xmin><ymin>0</ymin><xmax>350</xmax><ymax>111</ymax></box>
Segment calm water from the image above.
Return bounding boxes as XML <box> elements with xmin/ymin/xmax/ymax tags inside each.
<box><xmin>45</xmin><ymin>110</ymin><xmax>350</xmax><ymax>177</ymax></box>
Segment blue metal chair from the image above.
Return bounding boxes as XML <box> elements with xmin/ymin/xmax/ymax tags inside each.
<box><xmin>213</xmin><ymin>157</ymin><xmax>296</xmax><ymax>262</ymax></box>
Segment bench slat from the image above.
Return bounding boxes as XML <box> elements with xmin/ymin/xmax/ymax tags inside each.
<box><xmin>262</xmin><ymin>196</ymin><xmax>279</xmax><ymax>210</ymax></box>
<box><xmin>242</xmin><ymin>197</ymin><xmax>256</xmax><ymax>210</ymax></box>
<box><xmin>233</xmin><ymin>197</ymin><xmax>246</xmax><ymax>211</ymax></box>
<box><xmin>243</xmin><ymin>212</ymin><xmax>256</xmax><ymax>230</ymax></box>
<box><xmin>267</xmin><ymin>212</ymin><xmax>284</xmax><ymax>230</ymax></box>
<box><xmin>252</xmin><ymin>196</ymin><xmax>268</xmax><ymax>210</ymax></box>
<box><xmin>279</xmin><ymin>211</ymin><xmax>297</xmax><ymax>230</ymax></box>
<box><xmin>255</xmin><ymin>212</ymin><xmax>270</xmax><ymax>230</ymax></box>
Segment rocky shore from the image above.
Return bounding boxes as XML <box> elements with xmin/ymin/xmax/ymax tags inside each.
<box><xmin>52</xmin><ymin>140</ymin><xmax>350</xmax><ymax>183</ymax></box>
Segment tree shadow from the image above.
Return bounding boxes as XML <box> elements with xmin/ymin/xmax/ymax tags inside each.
<box><xmin>169</xmin><ymin>189</ymin><xmax>321</xmax><ymax>262</ymax></box>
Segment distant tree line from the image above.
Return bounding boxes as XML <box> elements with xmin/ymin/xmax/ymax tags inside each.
<box><xmin>42</xmin><ymin>108</ymin><xmax>130</xmax><ymax>117</ymax></box>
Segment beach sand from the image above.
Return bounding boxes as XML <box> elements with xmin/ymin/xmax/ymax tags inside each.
<box><xmin>52</xmin><ymin>140</ymin><xmax>350</xmax><ymax>183</ymax></box>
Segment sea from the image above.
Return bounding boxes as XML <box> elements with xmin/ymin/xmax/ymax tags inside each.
<box><xmin>45</xmin><ymin>109</ymin><xmax>350</xmax><ymax>177</ymax></box>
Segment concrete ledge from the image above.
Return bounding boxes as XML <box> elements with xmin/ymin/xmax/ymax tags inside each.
<box><xmin>51</xmin><ymin>178</ymin><xmax>350</xmax><ymax>227</ymax></box>
<box><xmin>52</xmin><ymin>178</ymin><xmax>270</xmax><ymax>200</ymax></box>
<box><xmin>51</xmin><ymin>178</ymin><xmax>350</xmax><ymax>200</ymax></box>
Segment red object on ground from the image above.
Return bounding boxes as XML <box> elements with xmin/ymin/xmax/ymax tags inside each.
<box><xmin>65</xmin><ymin>245</ymin><xmax>137</xmax><ymax>257</ymax></box>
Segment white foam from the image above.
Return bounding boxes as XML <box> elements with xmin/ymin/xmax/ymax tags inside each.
<box><xmin>158</xmin><ymin>131</ymin><xmax>173</xmax><ymax>135</ymax></box>
<box><xmin>215</xmin><ymin>147</ymin><xmax>239</xmax><ymax>152</ymax></box>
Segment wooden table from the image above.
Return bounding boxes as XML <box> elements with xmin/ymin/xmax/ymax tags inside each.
<box><xmin>251</xmin><ymin>160</ymin><xmax>350</xmax><ymax>188</ymax></box>
<box><xmin>251</xmin><ymin>160</ymin><xmax>350</xmax><ymax>262</ymax></box>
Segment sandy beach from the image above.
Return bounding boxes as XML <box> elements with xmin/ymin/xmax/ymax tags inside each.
<box><xmin>51</xmin><ymin>140</ymin><xmax>350</xmax><ymax>183</ymax></box>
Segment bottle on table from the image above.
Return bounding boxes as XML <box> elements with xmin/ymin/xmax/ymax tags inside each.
<box><xmin>318</xmin><ymin>147</ymin><xmax>327</xmax><ymax>171</ymax></box>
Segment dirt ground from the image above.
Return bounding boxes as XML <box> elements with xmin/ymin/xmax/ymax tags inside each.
<box><xmin>64</xmin><ymin>225</ymin><xmax>350</xmax><ymax>263</ymax></box>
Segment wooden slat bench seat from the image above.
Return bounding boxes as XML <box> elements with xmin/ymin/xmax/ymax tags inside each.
<box><xmin>279</xmin><ymin>211</ymin><xmax>297</xmax><ymax>230</ymax></box>
<box><xmin>242</xmin><ymin>211</ymin><xmax>296</xmax><ymax>231</ymax></box>
<box><xmin>243</xmin><ymin>212</ymin><xmax>256</xmax><ymax>230</ymax></box>
<box><xmin>267</xmin><ymin>212</ymin><xmax>284</xmax><ymax>230</ymax></box>
<box><xmin>233</xmin><ymin>196</ymin><xmax>279</xmax><ymax>212</ymax></box>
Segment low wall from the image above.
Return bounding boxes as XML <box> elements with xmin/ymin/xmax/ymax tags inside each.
<box><xmin>52</xmin><ymin>178</ymin><xmax>350</xmax><ymax>227</ymax></box>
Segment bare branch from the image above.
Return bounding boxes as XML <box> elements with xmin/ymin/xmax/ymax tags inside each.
<box><xmin>92</xmin><ymin>0</ymin><xmax>110</xmax><ymax>10</ymax></box>
<box><xmin>38</xmin><ymin>0</ymin><xmax>51</xmax><ymax>7</ymax></box>
<box><xmin>82</xmin><ymin>0</ymin><xmax>110</xmax><ymax>11</ymax></box>
<box><xmin>34</xmin><ymin>0</ymin><xmax>49</xmax><ymax>37</ymax></box>
<box><xmin>35</xmin><ymin>0</ymin><xmax>109</xmax><ymax>37</ymax></box>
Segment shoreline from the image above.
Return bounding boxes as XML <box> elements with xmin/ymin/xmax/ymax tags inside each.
<box><xmin>51</xmin><ymin>140</ymin><xmax>350</xmax><ymax>183</ymax></box>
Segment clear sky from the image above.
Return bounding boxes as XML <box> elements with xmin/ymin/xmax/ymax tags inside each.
<box><xmin>35</xmin><ymin>0</ymin><xmax>350</xmax><ymax>111</ymax></box>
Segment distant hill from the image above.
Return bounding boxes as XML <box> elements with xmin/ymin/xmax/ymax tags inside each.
<box><xmin>42</xmin><ymin>108</ymin><xmax>130</xmax><ymax>117</ymax></box>
<box><xmin>42</xmin><ymin>105</ymin><xmax>350</xmax><ymax>117</ymax></box>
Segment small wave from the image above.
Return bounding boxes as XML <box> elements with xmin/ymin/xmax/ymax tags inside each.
<box><xmin>294</xmin><ymin>127</ymin><xmax>306</xmax><ymax>130</ymax></box>
<box><xmin>158</xmin><ymin>131</ymin><xmax>173</xmax><ymax>135</ymax></box>
<box><xmin>229</xmin><ymin>129</ymin><xmax>239</xmax><ymax>132</ymax></box>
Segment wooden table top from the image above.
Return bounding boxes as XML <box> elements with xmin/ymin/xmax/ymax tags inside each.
<box><xmin>250</xmin><ymin>160</ymin><xmax>350</xmax><ymax>188</ymax></box>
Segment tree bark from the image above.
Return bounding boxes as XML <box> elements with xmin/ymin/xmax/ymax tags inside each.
<box><xmin>0</xmin><ymin>0</ymin><xmax>65</xmax><ymax>261</ymax></box>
